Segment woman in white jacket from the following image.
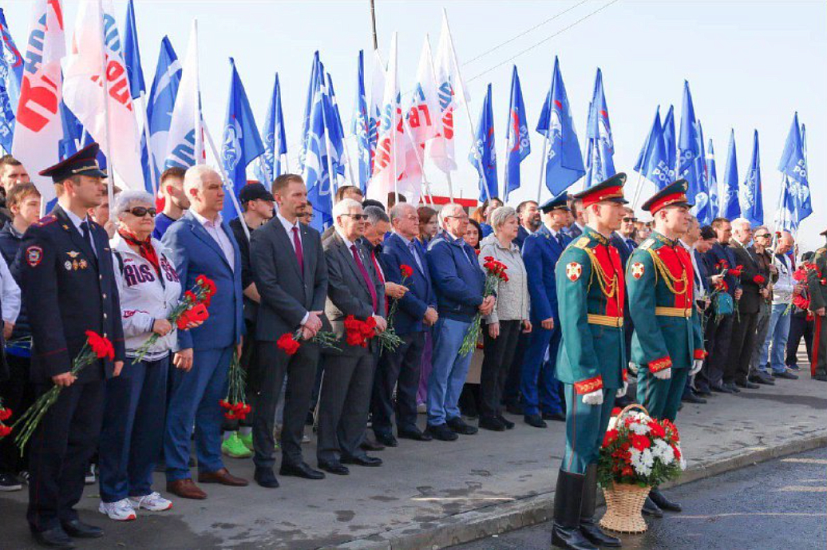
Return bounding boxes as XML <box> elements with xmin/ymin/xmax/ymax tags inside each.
<box><xmin>98</xmin><ymin>190</ymin><xmax>188</xmax><ymax>521</ymax></box>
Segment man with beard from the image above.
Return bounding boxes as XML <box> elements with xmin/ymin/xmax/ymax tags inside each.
<box><xmin>514</xmin><ymin>200</ymin><xmax>541</xmax><ymax>249</ymax></box>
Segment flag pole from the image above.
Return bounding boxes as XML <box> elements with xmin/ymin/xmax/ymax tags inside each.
<box><xmin>201</xmin><ymin>116</ymin><xmax>250</xmax><ymax>241</ymax></box>
<box><xmin>401</xmin><ymin>117</ymin><xmax>435</xmax><ymax>205</ymax></box>
<box><xmin>97</xmin><ymin>0</ymin><xmax>115</xmax><ymax>208</ymax></box>
<box><xmin>369</xmin><ymin>0</ymin><xmax>379</xmax><ymax>51</ymax></box>
<box><xmin>445</xmin><ymin>172</ymin><xmax>456</xmax><ymax>203</ymax></box>
<box><xmin>630</xmin><ymin>125</ymin><xmax>654</xmax><ymax>210</ymax></box>
<box><xmin>137</xmin><ymin>92</ymin><xmax>158</xmax><ymax>195</ymax></box>
<box><xmin>536</xmin><ymin>138</ymin><xmax>548</xmax><ymax>203</ymax></box>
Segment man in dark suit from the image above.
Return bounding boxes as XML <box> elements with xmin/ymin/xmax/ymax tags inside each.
<box><xmin>17</xmin><ymin>144</ymin><xmax>125</xmax><ymax>547</ymax></box>
<box><xmin>371</xmin><ymin>203</ymin><xmax>437</xmax><ymax>446</ymax></box>
<box><xmin>513</xmin><ymin>200</ymin><xmax>540</xmax><ymax>250</ymax></box>
<box><xmin>162</xmin><ymin>166</ymin><xmax>247</xmax><ymax>500</ymax></box>
<box><xmin>687</xmin><ymin>224</ymin><xmax>721</xmax><ymax>396</ymax></box>
<box><xmin>317</xmin><ymin>199</ymin><xmax>386</xmax><ymax>475</ymax></box>
<box><xmin>249</xmin><ymin>174</ymin><xmax>327</xmax><ymax>488</ymax></box>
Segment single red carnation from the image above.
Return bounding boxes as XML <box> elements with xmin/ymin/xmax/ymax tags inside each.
<box><xmin>630</xmin><ymin>434</ymin><xmax>651</xmax><ymax>451</ymax></box>
<box><xmin>400</xmin><ymin>264</ymin><xmax>414</xmax><ymax>278</ymax></box>
<box><xmin>602</xmin><ymin>429</ymin><xmax>619</xmax><ymax>447</ymax></box>
<box><xmin>648</xmin><ymin>421</ymin><xmax>666</xmax><ymax>439</ymax></box>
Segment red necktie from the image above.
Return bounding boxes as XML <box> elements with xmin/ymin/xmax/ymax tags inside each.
<box><xmin>351</xmin><ymin>244</ymin><xmax>378</xmax><ymax>313</ymax></box>
<box><xmin>292</xmin><ymin>226</ymin><xmax>304</xmax><ymax>275</ymax></box>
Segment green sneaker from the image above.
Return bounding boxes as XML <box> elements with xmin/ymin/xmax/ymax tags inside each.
<box><xmin>239</xmin><ymin>432</ymin><xmax>253</xmax><ymax>451</ymax></box>
<box><xmin>221</xmin><ymin>432</ymin><xmax>252</xmax><ymax>459</ymax></box>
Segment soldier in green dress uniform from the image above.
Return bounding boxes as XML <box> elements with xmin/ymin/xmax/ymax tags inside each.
<box><xmin>808</xmin><ymin>228</ymin><xmax>827</xmax><ymax>381</ymax></box>
<box><xmin>551</xmin><ymin>174</ymin><xmax>628</xmax><ymax>550</ymax></box>
<box><xmin>627</xmin><ymin>179</ymin><xmax>705</xmax><ymax>517</ymax></box>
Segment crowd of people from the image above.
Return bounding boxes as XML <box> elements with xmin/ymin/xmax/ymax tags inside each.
<box><xmin>0</xmin><ymin>146</ymin><xmax>824</xmax><ymax>549</ymax></box>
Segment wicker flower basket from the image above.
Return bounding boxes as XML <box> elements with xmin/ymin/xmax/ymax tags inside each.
<box><xmin>599</xmin><ymin>404</ymin><xmax>653</xmax><ymax>534</ymax></box>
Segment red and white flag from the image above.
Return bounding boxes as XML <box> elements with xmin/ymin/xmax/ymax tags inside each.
<box><xmin>62</xmin><ymin>0</ymin><xmax>143</xmax><ymax>191</ymax></box>
<box><xmin>12</xmin><ymin>0</ymin><xmax>66</xmax><ymax>202</ymax></box>
<box><xmin>429</xmin><ymin>9</ymin><xmax>470</xmax><ymax>175</ymax></box>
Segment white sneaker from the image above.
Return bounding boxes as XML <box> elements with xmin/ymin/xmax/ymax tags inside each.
<box><xmin>129</xmin><ymin>492</ymin><xmax>173</xmax><ymax>512</ymax></box>
<box><xmin>99</xmin><ymin>498</ymin><xmax>137</xmax><ymax>521</ymax></box>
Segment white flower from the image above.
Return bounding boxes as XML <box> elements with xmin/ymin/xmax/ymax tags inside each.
<box><xmin>608</xmin><ymin>416</ymin><xmax>618</xmax><ymax>431</ymax></box>
<box><xmin>629</xmin><ymin>422</ymin><xmax>650</xmax><ymax>435</ymax></box>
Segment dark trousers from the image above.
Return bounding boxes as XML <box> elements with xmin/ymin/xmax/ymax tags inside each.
<box><xmin>786</xmin><ymin>313</ymin><xmax>814</xmax><ymax>367</ymax></box>
<box><xmin>521</xmin><ymin>325</ymin><xmax>564</xmax><ymax>416</ymax></box>
<box><xmin>252</xmin><ymin>340</ymin><xmax>319</xmax><ymax>469</ymax></box>
<box><xmin>27</xmin><ymin>380</ymin><xmax>104</xmax><ymax>532</ymax></box>
<box><xmin>480</xmin><ymin>320</ymin><xmax>522</xmax><ymax>419</ymax></box>
<box><xmin>502</xmin><ymin>331</ymin><xmax>529</xmax><ymax>407</ymax></box>
<box><xmin>371</xmin><ymin>331</ymin><xmax>425</xmax><ymax>437</ymax></box>
<box><xmin>317</xmin><ymin>352</ymin><xmax>374</xmax><ymax>464</ymax></box>
<box><xmin>0</xmin><ymin>354</ymin><xmax>33</xmax><ymax>475</ymax></box>
<box><xmin>695</xmin><ymin>308</ymin><xmax>717</xmax><ymax>392</ymax></box>
<box><xmin>99</xmin><ymin>357</ymin><xmax>168</xmax><ymax>503</ymax></box>
<box><xmin>726</xmin><ymin>311</ymin><xmax>759</xmax><ymax>384</ymax></box>
<box><xmin>706</xmin><ymin>313</ymin><xmax>733</xmax><ymax>387</ymax></box>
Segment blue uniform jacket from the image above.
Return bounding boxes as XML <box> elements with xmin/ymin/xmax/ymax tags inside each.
<box><xmin>426</xmin><ymin>232</ymin><xmax>485</xmax><ymax>323</ymax></box>
<box><xmin>705</xmin><ymin>241</ymin><xmax>740</xmax><ymax>296</ymax></box>
<box><xmin>162</xmin><ymin>210</ymin><xmax>244</xmax><ymax>351</ymax></box>
<box><xmin>381</xmin><ymin>232</ymin><xmax>436</xmax><ymax>335</ymax></box>
<box><xmin>522</xmin><ymin>225</ymin><xmax>569</xmax><ymax>324</ymax></box>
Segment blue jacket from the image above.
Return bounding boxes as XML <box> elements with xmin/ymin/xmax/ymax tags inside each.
<box><xmin>514</xmin><ymin>225</ymin><xmax>530</xmax><ymax>250</ymax></box>
<box><xmin>705</xmin><ymin>241</ymin><xmax>740</xmax><ymax>297</ymax></box>
<box><xmin>522</xmin><ymin>225</ymin><xmax>569</xmax><ymax>324</ymax></box>
<box><xmin>0</xmin><ymin>222</ymin><xmax>30</xmax><ymax>356</ymax></box>
<box><xmin>381</xmin><ymin>232</ymin><xmax>436</xmax><ymax>335</ymax></box>
<box><xmin>426</xmin><ymin>232</ymin><xmax>485</xmax><ymax>322</ymax></box>
<box><xmin>162</xmin><ymin>211</ymin><xmax>244</xmax><ymax>351</ymax></box>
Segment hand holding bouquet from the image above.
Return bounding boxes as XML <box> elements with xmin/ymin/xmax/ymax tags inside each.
<box><xmin>459</xmin><ymin>257</ymin><xmax>507</xmax><ymax>356</ymax></box>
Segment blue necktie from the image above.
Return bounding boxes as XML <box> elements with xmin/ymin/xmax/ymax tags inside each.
<box><xmin>408</xmin><ymin>240</ymin><xmax>424</xmax><ymax>273</ymax></box>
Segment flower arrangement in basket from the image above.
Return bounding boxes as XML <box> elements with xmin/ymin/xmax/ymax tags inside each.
<box><xmin>459</xmin><ymin>257</ymin><xmax>507</xmax><ymax>356</ymax></box>
<box><xmin>597</xmin><ymin>404</ymin><xmax>686</xmax><ymax>533</ymax></box>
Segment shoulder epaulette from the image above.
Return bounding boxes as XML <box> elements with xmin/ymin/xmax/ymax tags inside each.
<box><xmin>638</xmin><ymin>238</ymin><xmax>655</xmax><ymax>251</ymax></box>
<box><xmin>572</xmin><ymin>236</ymin><xmax>590</xmax><ymax>250</ymax></box>
<box><xmin>32</xmin><ymin>215</ymin><xmax>57</xmax><ymax>228</ymax></box>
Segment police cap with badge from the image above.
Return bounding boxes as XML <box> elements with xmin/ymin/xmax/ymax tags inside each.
<box><xmin>540</xmin><ymin>193</ymin><xmax>571</xmax><ymax>214</ymax></box>
<box><xmin>38</xmin><ymin>142</ymin><xmax>107</xmax><ymax>183</ymax></box>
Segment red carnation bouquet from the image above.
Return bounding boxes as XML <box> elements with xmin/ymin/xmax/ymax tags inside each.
<box><xmin>344</xmin><ymin>315</ymin><xmax>377</xmax><ymax>348</ymax></box>
<box><xmin>458</xmin><ymin>256</ymin><xmax>508</xmax><ymax>356</ymax></box>
<box><xmin>378</xmin><ymin>264</ymin><xmax>414</xmax><ymax>355</ymax></box>
<box><xmin>276</xmin><ymin>327</ymin><xmax>341</xmax><ymax>356</ymax></box>
<box><xmin>13</xmin><ymin>331</ymin><xmax>114</xmax><ymax>453</ymax></box>
<box><xmin>219</xmin><ymin>350</ymin><xmax>250</xmax><ymax>421</ymax></box>
<box><xmin>132</xmin><ymin>275</ymin><xmax>216</xmax><ymax>363</ymax></box>
<box><xmin>0</xmin><ymin>398</ymin><xmax>11</xmax><ymax>439</ymax></box>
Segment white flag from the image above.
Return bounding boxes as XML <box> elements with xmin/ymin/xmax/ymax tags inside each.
<box><xmin>62</xmin><ymin>0</ymin><xmax>144</xmax><ymax>192</ymax></box>
<box><xmin>429</xmin><ymin>9</ymin><xmax>470</xmax><ymax>174</ymax></box>
<box><xmin>164</xmin><ymin>20</ymin><xmax>203</xmax><ymax>170</ymax></box>
<box><xmin>11</xmin><ymin>0</ymin><xmax>66</xmax><ymax>202</ymax></box>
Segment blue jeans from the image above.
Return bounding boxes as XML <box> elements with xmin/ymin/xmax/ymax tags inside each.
<box><xmin>165</xmin><ymin>347</ymin><xmax>232</xmax><ymax>481</ymax></box>
<box><xmin>427</xmin><ymin>317</ymin><xmax>474</xmax><ymax>426</ymax></box>
<box><xmin>760</xmin><ymin>303</ymin><xmax>792</xmax><ymax>374</ymax></box>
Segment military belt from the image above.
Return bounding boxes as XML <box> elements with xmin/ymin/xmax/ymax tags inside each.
<box><xmin>655</xmin><ymin>306</ymin><xmax>693</xmax><ymax>318</ymax></box>
<box><xmin>587</xmin><ymin>314</ymin><xmax>624</xmax><ymax>327</ymax></box>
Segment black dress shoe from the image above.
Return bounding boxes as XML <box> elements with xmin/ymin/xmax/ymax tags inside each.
<box><xmin>374</xmin><ymin>432</ymin><xmax>398</xmax><ymax>447</ymax></box>
<box><xmin>318</xmin><ymin>461</ymin><xmax>349</xmax><ymax>475</ymax></box>
<box><xmin>60</xmin><ymin>519</ymin><xmax>103</xmax><ymax>539</ymax></box>
<box><xmin>735</xmin><ymin>380</ymin><xmax>759</xmax><ymax>389</ymax></box>
<box><xmin>425</xmin><ymin>423</ymin><xmax>458</xmax><ymax>441</ymax></box>
<box><xmin>815</xmin><ymin>374</ymin><xmax>827</xmax><ymax>382</ymax></box>
<box><xmin>642</xmin><ymin>496</ymin><xmax>664</xmax><ymax>518</ymax></box>
<box><xmin>524</xmin><ymin>414</ymin><xmax>547</xmax><ymax>428</ymax></box>
<box><xmin>398</xmin><ymin>427</ymin><xmax>432</xmax><ymax>441</ymax></box>
<box><xmin>725</xmin><ymin>382</ymin><xmax>741</xmax><ymax>393</ymax></box>
<box><xmin>682</xmin><ymin>393</ymin><xmax>707</xmax><ymax>404</ymax></box>
<box><xmin>505</xmin><ymin>403</ymin><xmax>523</xmax><ymax>415</ymax></box>
<box><xmin>447</xmin><ymin>417</ymin><xmax>478</xmax><ymax>435</ymax></box>
<box><xmin>496</xmin><ymin>415</ymin><xmax>515</xmax><ymax>429</ymax></box>
<box><xmin>254</xmin><ymin>467</ymin><xmax>280</xmax><ymax>489</ymax></box>
<box><xmin>650</xmin><ymin>487</ymin><xmax>682</xmax><ymax>512</ymax></box>
<box><xmin>32</xmin><ymin>527</ymin><xmax>75</xmax><ymax>549</ymax></box>
<box><xmin>695</xmin><ymin>386</ymin><xmax>712</xmax><ymax>397</ymax></box>
<box><xmin>710</xmin><ymin>383</ymin><xmax>733</xmax><ymax>394</ymax></box>
<box><xmin>542</xmin><ymin>411</ymin><xmax>566</xmax><ymax>422</ymax></box>
<box><xmin>360</xmin><ymin>438</ymin><xmax>385</xmax><ymax>451</ymax></box>
<box><xmin>478</xmin><ymin>416</ymin><xmax>506</xmax><ymax>431</ymax></box>
<box><xmin>774</xmin><ymin>371</ymin><xmax>799</xmax><ymax>380</ymax></box>
<box><xmin>341</xmin><ymin>454</ymin><xmax>383</xmax><ymax>467</ymax></box>
<box><xmin>751</xmin><ymin>372</ymin><xmax>775</xmax><ymax>385</ymax></box>
<box><xmin>279</xmin><ymin>461</ymin><xmax>325</xmax><ymax>480</ymax></box>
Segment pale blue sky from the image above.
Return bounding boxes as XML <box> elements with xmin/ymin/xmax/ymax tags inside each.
<box><xmin>5</xmin><ymin>0</ymin><xmax>826</xmax><ymax>248</ymax></box>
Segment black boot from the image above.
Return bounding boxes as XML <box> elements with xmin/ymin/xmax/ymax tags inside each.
<box><xmin>580</xmin><ymin>464</ymin><xmax>621</xmax><ymax>547</ymax></box>
<box><xmin>649</xmin><ymin>487</ymin><xmax>682</xmax><ymax>512</ymax></box>
<box><xmin>642</xmin><ymin>496</ymin><xmax>663</xmax><ymax>517</ymax></box>
<box><xmin>551</xmin><ymin>471</ymin><xmax>598</xmax><ymax>550</ymax></box>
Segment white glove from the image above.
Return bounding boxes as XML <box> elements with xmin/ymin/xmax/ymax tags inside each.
<box><xmin>627</xmin><ymin>362</ymin><xmax>639</xmax><ymax>375</ymax></box>
<box><xmin>616</xmin><ymin>381</ymin><xmax>628</xmax><ymax>398</ymax></box>
<box><xmin>653</xmin><ymin>367</ymin><xmax>672</xmax><ymax>380</ymax></box>
<box><xmin>582</xmin><ymin>389</ymin><xmax>604</xmax><ymax>405</ymax></box>
<box><xmin>689</xmin><ymin>359</ymin><xmax>703</xmax><ymax>377</ymax></box>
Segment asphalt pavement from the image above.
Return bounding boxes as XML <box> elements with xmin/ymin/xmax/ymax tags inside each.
<box><xmin>452</xmin><ymin>445</ymin><xmax>827</xmax><ymax>550</ymax></box>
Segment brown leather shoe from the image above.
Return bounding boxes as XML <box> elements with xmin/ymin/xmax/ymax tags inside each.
<box><xmin>166</xmin><ymin>478</ymin><xmax>207</xmax><ymax>500</ymax></box>
<box><xmin>197</xmin><ymin>468</ymin><xmax>248</xmax><ymax>487</ymax></box>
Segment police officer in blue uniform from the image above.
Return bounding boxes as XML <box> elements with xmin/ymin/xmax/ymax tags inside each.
<box><xmin>17</xmin><ymin>143</ymin><xmax>125</xmax><ymax>549</ymax></box>
<box><xmin>520</xmin><ymin>194</ymin><xmax>571</xmax><ymax>428</ymax></box>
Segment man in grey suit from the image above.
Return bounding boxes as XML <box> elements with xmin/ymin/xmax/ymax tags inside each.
<box><xmin>249</xmin><ymin>174</ymin><xmax>328</xmax><ymax>488</ymax></box>
<box><xmin>317</xmin><ymin>198</ymin><xmax>387</xmax><ymax>475</ymax></box>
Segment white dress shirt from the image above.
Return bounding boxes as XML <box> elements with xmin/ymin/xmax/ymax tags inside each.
<box><xmin>191</xmin><ymin>210</ymin><xmax>235</xmax><ymax>271</ymax></box>
<box><xmin>0</xmin><ymin>254</ymin><xmax>20</xmax><ymax>325</ymax></box>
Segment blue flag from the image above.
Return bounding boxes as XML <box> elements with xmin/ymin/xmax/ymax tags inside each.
<box><xmin>662</xmin><ymin>105</ymin><xmax>677</xmax><ymax>174</ymax></box>
<box><xmin>693</xmin><ymin>120</ymin><xmax>713</xmax><ymax>225</ymax></box>
<box><xmin>536</xmin><ymin>57</ymin><xmax>584</xmax><ymax>195</ymax></box>
<box><xmin>636</xmin><ymin>107</ymin><xmax>673</xmax><ymax>189</ymax></box>
<box><xmin>352</xmin><ymin>50</ymin><xmax>371</xmax><ymax>193</ymax></box>
<box><xmin>255</xmin><ymin>74</ymin><xmax>288</xmax><ymax>186</ymax></box>
<box><xmin>504</xmin><ymin>66</ymin><xmax>530</xmax><ymax>201</ymax></box>
<box><xmin>720</xmin><ymin>129</ymin><xmax>740</xmax><ymax>219</ymax></box>
<box><xmin>221</xmin><ymin>58</ymin><xmax>264</xmax><ymax>221</ymax></box>
<box><xmin>122</xmin><ymin>0</ymin><xmax>145</xmax><ymax>99</ymax></box>
<box><xmin>777</xmin><ymin>112</ymin><xmax>811</xmax><ymax>226</ymax></box>
<box><xmin>740</xmin><ymin>130</ymin><xmax>763</xmax><ymax>226</ymax></box>
<box><xmin>678</xmin><ymin>81</ymin><xmax>702</xmax><ymax>202</ymax></box>
<box><xmin>0</xmin><ymin>8</ymin><xmax>23</xmax><ymax>153</ymax></box>
<box><xmin>142</xmin><ymin>37</ymin><xmax>181</xmax><ymax>192</ymax></box>
<box><xmin>706</xmin><ymin>138</ymin><xmax>719</xmax><ymax>220</ymax></box>
<box><xmin>469</xmin><ymin>83</ymin><xmax>498</xmax><ymax>202</ymax></box>
<box><xmin>299</xmin><ymin>52</ymin><xmax>322</xmax><ymax>171</ymax></box>
<box><xmin>324</xmin><ymin>71</ymin><xmax>347</xmax><ymax>178</ymax></box>
<box><xmin>584</xmin><ymin>68</ymin><xmax>615</xmax><ymax>188</ymax></box>
<box><xmin>303</xmin><ymin>66</ymin><xmax>336</xmax><ymax>231</ymax></box>
<box><xmin>634</xmin><ymin>107</ymin><xmax>660</xmax><ymax>173</ymax></box>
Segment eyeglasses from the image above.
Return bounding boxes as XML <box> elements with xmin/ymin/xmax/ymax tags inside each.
<box><xmin>755</xmin><ymin>233</ymin><xmax>770</xmax><ymax>239</ymax></box>
<box><xmin>127</xmin><ymin>207</ymin><xmax>156</xmax><ymax>218</ymax></box>
<box><xmin>342</xmin><ymin>213</ymin><xmax>368</xmax><ymax>221</ymax></box>
<box><xmin>622</xmin><ymin>217</ymin><xmax>637</xmax><ymax>223</ymax></box>
<box><xmin>447</xmin><ymin>215</ymin><xmax>469</xmax><ymax>221</ymax></box>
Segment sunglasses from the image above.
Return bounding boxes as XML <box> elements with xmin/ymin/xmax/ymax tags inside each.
<box><xmin>755</xmin><ymin>233</ymin><xmax>770</xmax><ymax>239</ymax></box>
<box><xmin>342</xmin><ymin>213</ymin><xmax>368</xmax><ymax>221</ymax></box>
<box><xmin>622</xmin><ymin>217</ymin><xmax>637</xmax><ymax>223</ymax></box>
<box><xmin>127</xmin><ymin>207</ymin><xmax>157</xmax><ymax>218</ymax></box>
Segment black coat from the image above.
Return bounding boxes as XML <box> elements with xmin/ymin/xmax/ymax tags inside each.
<box><xmin>729</xmin><ymin>241</ymin><xmax>765</xmax><ymax>315</ymax></box>
<box><xmin>15</xmin><ymin>206</ymin><xmax>125</xmax><ymax>383</ymax></box>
